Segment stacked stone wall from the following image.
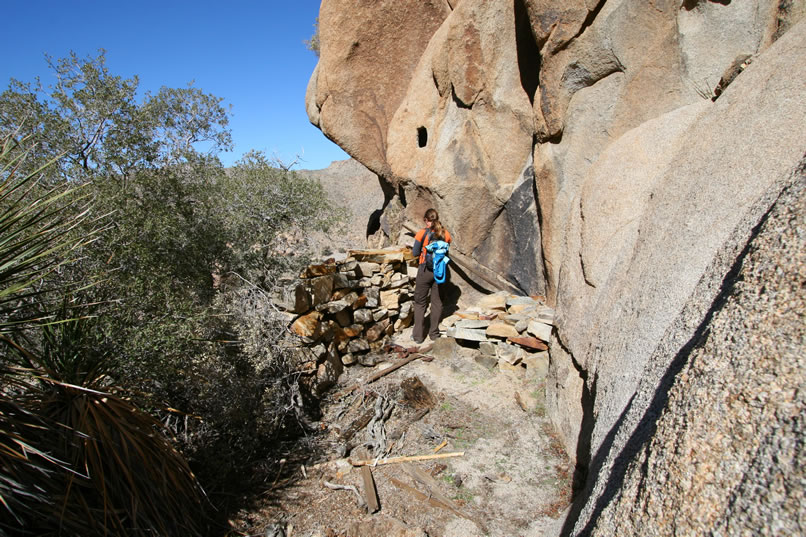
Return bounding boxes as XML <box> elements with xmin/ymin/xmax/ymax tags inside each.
<box><xmin>274</xmin><ymin>249</ymin><xmax>417</xmax><ymax>394</ymax></box>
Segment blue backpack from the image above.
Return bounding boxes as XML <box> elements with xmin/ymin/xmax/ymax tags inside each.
<box><xmin>425</xmin><ymin>239</ymin><xmax>451</xmax><ymax>284</ymax></box>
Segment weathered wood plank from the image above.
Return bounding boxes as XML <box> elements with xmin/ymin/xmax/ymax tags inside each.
<box><xmin>361</xmin><ymin>466</ymin><xmax>380</xmax><ymax>513</ymax></box>
<box><xmin>349</xmin><ymin>451</ymin><xmax>465</xmax><ymax>467</ymax></box>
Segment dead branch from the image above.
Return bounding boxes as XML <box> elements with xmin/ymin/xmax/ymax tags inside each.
<box><xmin>323</xmin><ymin>481</ymin><xmax>366</xmax><ymax>510</ymax></box>
<box><xmin>336</xmin><ymin>353</ymin><xmax>425</xmax><ymax>398</ymax></box>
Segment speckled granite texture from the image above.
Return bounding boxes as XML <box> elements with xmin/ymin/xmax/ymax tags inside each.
<box><xmin>581</xmin><ymin>161</ymin><xmax>805</xmax><ymax>536</ymax></box>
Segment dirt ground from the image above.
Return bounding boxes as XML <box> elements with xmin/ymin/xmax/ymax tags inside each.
<box><xmin>227</xmin><ymin>326</ymin><xmax>574</xmax><ymax>537</ymax></box>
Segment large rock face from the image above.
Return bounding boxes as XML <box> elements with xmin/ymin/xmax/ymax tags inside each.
<box><xmin>582</xmin><ymin>161</ymin><xmax>805</xmax><ymax>537</ymax></box>
<box><xmin>306</xmin><ymin>0</ymin><xmax>451</xmax><ymax>180</ymax></box>
<box><xmin>306</xmin><ymin>0</ymin><xmax>806</xmax><ymax>534</ymax></box>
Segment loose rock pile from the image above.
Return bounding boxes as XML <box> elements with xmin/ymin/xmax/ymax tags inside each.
<box><xmin>441</xmin><ymin>291</ymin><xmax>554</xmax><ymax>376</ymax></box>
<box><xmin>273</xmin><ymin>248</ymin><xmax>418</xmax><ymax>394</ymax></box>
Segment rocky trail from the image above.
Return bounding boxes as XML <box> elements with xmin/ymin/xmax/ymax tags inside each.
<box><xmin>227</xmin><ymin>163</ymin><xmax>579</xmax><ymax>537</ymax></box>
<box><xmin>283</xmin><ymin>2</ymin><xmax>806</xmax><ymax>533</ymax></box>
<box><xmin>227</xmin><ymin>324</ymin><xmax>574</xmax><ymax>537</ymax></box>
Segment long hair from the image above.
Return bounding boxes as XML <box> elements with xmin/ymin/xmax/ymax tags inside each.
<box><xmin>424</xmin><ymin>208</ymin><xmax>445</xmax><ymax>241</ymax></box>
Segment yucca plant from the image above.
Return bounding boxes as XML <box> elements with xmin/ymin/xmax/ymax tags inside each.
<box><xmin>0</xmin><ymin>137</ymin><xmax>89</xmax><ymax>330</ymax></box>
<box><xmin>0</xmin><ymin>134</ymin><xmax>208</xmax><ymax>536</ymax></box>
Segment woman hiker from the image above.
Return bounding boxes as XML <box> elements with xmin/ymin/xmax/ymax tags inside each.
<box><xmin>412</xmin><ymin>208</ymin><xmax>452</xmax><ymax>344</ymax></box>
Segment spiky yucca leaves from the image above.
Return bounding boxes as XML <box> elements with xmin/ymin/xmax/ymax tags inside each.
<box><xmin>0</xmin><ymin>370</ymin><xmax>208</xmax><ymax>536</ymax></box>
<box><xmin>0</xmin><ymin>372</ymin><xmax>208</xmax><ymax>536</ymax></box>
<box><xmin>0</xmin><ymin>136</ymin><xmax>208</xmax><ymax>536</ymax></box>
<box><xmin>0</xmin><ymin>137</ymin><xmax>91</xmax><ymax>331</ymax></box>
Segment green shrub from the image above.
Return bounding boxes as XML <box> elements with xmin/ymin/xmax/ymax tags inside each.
<box><xmin>0</xmin><ymin>137</ymin><xmax>208</xmax><ymax>536</ymax></box>
<box><xmin>1</xmin><ymin>53</ymin><xmax>346</xmax><ymax>527</ymax></box>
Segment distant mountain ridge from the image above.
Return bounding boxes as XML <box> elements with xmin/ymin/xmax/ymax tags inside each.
<box><xmin>298</xmin><ymin>158</ymin><xmax>384</xmax><ymax>254</ymax></box>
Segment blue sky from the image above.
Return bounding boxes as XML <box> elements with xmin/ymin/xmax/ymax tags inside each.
<box><xmin>1</xmin><ymin>1</ymin><xmax>348</xmax><ymax>170</ymax></box>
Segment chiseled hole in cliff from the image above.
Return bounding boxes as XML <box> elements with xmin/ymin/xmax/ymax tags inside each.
<box><xmin>417</xmin><ymin>126</ymin><xmax>428</xmax><ymax>148</ymax></box>
<box><xmin>682</xmin><ymin>0</ymin><xmax>731</xmax><ymax>9</ymax></box>
<box><xmin>514</xmin><ymin>0</ymin><xmax>540</xmax><ymax>104</ymax></box>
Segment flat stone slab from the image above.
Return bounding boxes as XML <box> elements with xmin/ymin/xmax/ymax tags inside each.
<box><xmin>498</xmin><ymin>358</ymin><xmax>525</xmax><ymax>373</ymax></box>
<box><xmin>479</xmin><ymin>341</ymin><xmax>497</xmax><ymax>356</ymax></box>
<box><xmin>439</xmin><ymin>314</ymin><xmax>460</xmax><ymax>329</ymax></box>
<box><xmin>496</xmin><ymin>341</ymin><xmax>525</xmax><ymax>364</ymax></box>
<box><xmin>455</xmin><ymin>319</ymin><xmax>492</xmax><ymax>330</ymax></box>
<box><xmin>347</xmin><ymin>338</ymin><xmax>370</xmax><ymax>354</ymax></box>
<box><xmin>522</xmin><ymin>351</ymin><xmax>549</xmax><ymax>379</ymax></box>
<box><xmin>291</xmin><ymin>310</ymin><xmax>322</xmax><ymax>339</ymax></box>
<box><xmin>478</xmin><ymin>292</ymin><xmax>509</xmax><ymax>311</ymax></box>
<box><xmin>300</xmin><ymin>263</ymin><xmax>339</xmax><ymax>278</ymax></box>
<box><xmin>385</xmin><ymin>277</ymin><xmax>410</xmax><ymax>289</ymax></box>
<box><xmin>380</xmin><ymin>289</ymin><xmax>400</xmax><ymax>310</ymax></box>
<box><xmin>354</xmin><ymin>309</ymin><xmax>373</xmax><ymax>324</ymax></box>
<box><xmin>358</xmin><ymin>261</ymin><xmax>381</xmax><ymax>276</ymax></box>
<box><xmin>349</xmin><ymin>248</ymin><xmax>414</xmax><ymax>264</ymax></box>
<box><xmin>506</xmin><ymin>296</ymin><xmax>541</xmax><ymax>308</ymax></box>
<box><xmin>486</xmin><ymin>322</ymin><xmax>520</xmax><ymax>339</ymax></box>
<box><xmin>503</xmin><ymin>313</ymin><xmax>529</xmax><ymax>324</ymax></box>
<box><xmin>366</xmin><ymin>318</ymin><xmax>391</xmax><ymax>342</ymax></box>
<box><xmin>507</xmin><ymin>336</ymin><xmax>548</xmax><ymax>351</ymax></box>
<box><xmin>527</xmin><ymin>320</ymin><xmax>553</xmax><ymax>342</ymax></box>
<box><xmin>446</xmin><ymin>326</ymin><xmax>488</xmax><ymax>342</ymax></box>
<box><xmin>309</xmin><ymin>275</ymin><xmax>334</xmax><ymax>306</ymax></box>
<box><xmin>507</xmin><ymin>303</ymin><xmax>534</xmax><ymax>314</ymax></box>
<box><xmin>536</xmin><ymin>308</ymin><xmax>555</xmax><ymax>325</ymax></box>
<box><xmin>322</xmin><ymin>299</ymin><xmax>350</xmax><ymax>314</ymax></box>
<box><xmin>332</xmin><ymin>273</ymin><xmax>351</xmax><ymax>289</ymax></box>
<box><xmin>343</xmin><ymin>324</ymin><xmax>363</xmax><ymax>337</ymax></box>
<box><xmin>474</xmin><ymin>354</ymin><xmax>498</xmax><ymax>369</ymax></box>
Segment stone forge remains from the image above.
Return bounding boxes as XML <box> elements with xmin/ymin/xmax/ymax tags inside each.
<box><xmin>273</xmin><ymin>248</ymin><xmax>556</xmax><ymax>395</ymax></box>
<box><xmin>274</xmin><ymin>248</ymin><xmax>417</xmax><ymax>394</ymax></box>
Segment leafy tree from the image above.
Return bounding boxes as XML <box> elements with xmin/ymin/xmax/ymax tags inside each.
<box><xmin>0</xmin><ymin>51</ymin><xmax>345</xmax><ymax>528</ymax></box>
<box><xmin>0</xmin><ymin>50</ymin><xmax>232</xmax><ymax>183</ymax></box>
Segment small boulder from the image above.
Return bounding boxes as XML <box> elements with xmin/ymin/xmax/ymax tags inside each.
<box><xmin>291</xmin><ymin>311</ymin><xmax>323</xmax><ymax>340</ymax></box>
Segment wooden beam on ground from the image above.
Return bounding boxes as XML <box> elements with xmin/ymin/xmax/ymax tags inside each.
<box><xmin>390</xmin><ymin>477</ymin><xmax>453</xmax><ymax>512</ymax></box>
<box><xmin>389</xmin><ymin>477</ymin><xmax>486</xmax><ymax>533</ymax></box>
<box><xmin>349</xmin><ymin>451</ymin><xmax>465</xmax><ymax>467</ymax></box>
<box><xmin>336</xmin><ymin>353</ymin><xmax>425</xmax><ymax>398</ymax></box>
<box><xmin>340</xmin><ymin>406</ymin><xmax>376</xmax><ymax>443</ymax></box>
<box><xmin>402</xmin><ymin>463</ymin><xmax>461</xmax><ymax>513</ymax></box>
<box><xmin>361</xmin><ymin>466</ymin><xmax>380</xmax><ymax>514</ymax></box>
<box><xmin>401</xmin><ymin>463</ymin><xmax>489</xmax><ymax>530</ymax></box>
